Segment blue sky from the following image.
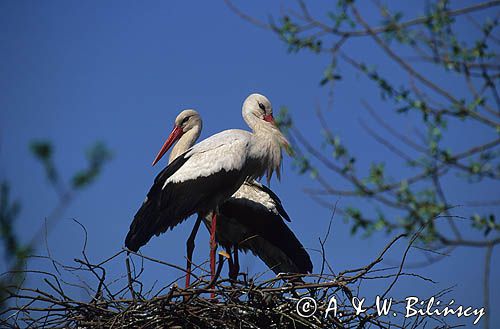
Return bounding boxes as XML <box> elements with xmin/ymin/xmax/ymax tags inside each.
<box><xmin>1</xmin><ymin>1</ymin><xmax>498</xmax><ymax>326</ymax></box>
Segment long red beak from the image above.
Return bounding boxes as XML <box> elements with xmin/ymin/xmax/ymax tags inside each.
<box><xmin>263</xmin><ymin>114</ymin><xmax>276</xmax><ymax>125</ymax></box>
<box><xmin>151</xmin><ymin>126</ymin><xmax>183</xmax><ymax>166</ymax></box>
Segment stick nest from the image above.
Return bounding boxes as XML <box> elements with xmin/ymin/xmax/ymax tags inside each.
<box><xmin>2</xmin><ymin>233</ymin><xmax>443</xmax><ymax>328</ymax></box>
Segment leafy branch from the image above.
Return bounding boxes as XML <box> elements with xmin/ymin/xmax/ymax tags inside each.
<box><xmin>0</xmin><ymin>141</ymin><xmax>112</xmax><ymax>309</ymax></box>
<box><xmin>228</xmin><ymin>1</ymin><xmax>499</xmax><ymax>326</ymax></box>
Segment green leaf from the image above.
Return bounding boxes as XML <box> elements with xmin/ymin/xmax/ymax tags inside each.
<box><xmin>72</xmin><ymin>142</ymin><xmax>112</xmax><ymax>189</ymax></box>
<box><xmin>30</xmin><ymin>141</ymin><xmax>52</xmax><ymax>160</ymax></box>
<box><xmin>30</xmin><ymin>141</ymin><xmax>59</xmax><ymax>184</ymax></box>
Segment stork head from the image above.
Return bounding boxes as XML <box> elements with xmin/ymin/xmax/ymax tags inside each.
<box><xmin>242</xmin><ymin>93</ymin><xmax>291</xmax><ymax>182</ymax></box>
<box><xmin>152</xmin><ymin>109</ymin><xmax>202</xmax><ymax>166</ymax></box>
<box><xmin>174</xmin><ymin>109</ymin><xmax>202</xmax><ymax>133</ymax></box>
<box><xmin>242</xmin><ymin>93</ymin><xmax>276</xmax><ymax>126</ymax></box>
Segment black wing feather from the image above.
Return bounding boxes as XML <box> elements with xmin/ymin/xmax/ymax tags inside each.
<box><xmin>125</xmin><ymin>153</ymin><xmax>243</xmax><ymax>252</ymax></box>
<box><xmin>253</xmin><ymin>182</ymin><xmax>291</xmax><ymax>222</ymax></box>
<box><xmin>218</xmin><ymin>199</ymin><xmax>313</xmax><ymax>274</ymax></box>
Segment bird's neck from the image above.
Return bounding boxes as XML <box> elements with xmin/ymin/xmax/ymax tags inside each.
<box><xmin>168</xmin><ymin>126</ymin><xmax>201</xmax><ymax>164</ymax></box>
<box><xmin>246</xmin><ymin>117</ymin><xmax>289</xmax><ymax>183</ymax></box>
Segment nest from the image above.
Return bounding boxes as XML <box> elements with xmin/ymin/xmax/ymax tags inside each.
<box><xmin>1</xmin><ymin>233</ymin><xmax>444</xmax><ymax>328</ymax></box>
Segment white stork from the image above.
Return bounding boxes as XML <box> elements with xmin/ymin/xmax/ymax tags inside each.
<box><xmin>206</xmin><ymin>181</ymin><xmax>313</xmax><ymax>278</ymax></box>
<box><xmin>125</xmin><ymin>93</ymin><xmax>289</xmax><ymax>288</ymax></box>
<box><xmin>153</xmin><ymin>109</ymin><xmax>313</xmax><ymax>283</ymax></box>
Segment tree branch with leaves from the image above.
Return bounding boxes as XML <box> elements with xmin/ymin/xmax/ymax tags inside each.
<box><xmin>227</xmin><ymin>0</ymin><xmax>499</xmax><ymax>327</ymax></box>
<box><xmin>0</xmin><ymin>141</ymin><xmax>111</xmax><ymax>309</ymax></box>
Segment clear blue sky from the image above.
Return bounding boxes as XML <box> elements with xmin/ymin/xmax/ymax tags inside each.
<box><xmin>1</xmin><ymin>1</ymin><xmax>498</xmax><ymax>326</ymax></box>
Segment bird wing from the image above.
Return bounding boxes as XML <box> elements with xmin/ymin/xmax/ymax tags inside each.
<box><xmin>125</xmin><ymin>129</ymin><xmax>252</xmax><ymax>252</ymax></box>
<box><xmin>217</xmin><ymin>182</ymin><xmax>313</xmax><ymax>274</ymax></box>
<box><xmin>165</xmin><ymin>129</ymin><xmax>252</xmax><ymax>184</ymax></box>
<box><xmin>242</xmin><ymin>180</ymin><xmax>291</xmax><ymax>221</ymax></box>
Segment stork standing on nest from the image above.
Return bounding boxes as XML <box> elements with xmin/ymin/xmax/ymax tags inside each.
<box><xmin>151</xmin><ymin>109</ymin><xmax>312</xmax><ymax>285</ymax></box>
<box><xmin>125</xmin><ymin>93</ymin><xmax>290</xmax><ymax>289</ymax></box>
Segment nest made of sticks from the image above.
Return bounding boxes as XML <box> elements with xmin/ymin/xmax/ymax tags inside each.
<box><xmin>1</xmin><ymin>232</ymin><xmax>447</xmax><ymax>329</ymax></box>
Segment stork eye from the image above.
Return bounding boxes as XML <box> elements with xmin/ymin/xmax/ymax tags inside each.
<box><xmin>258</xmin><ymin>102</ymin><xmax>265</xmax><ymax>111</ymax></box>
<box><xmin>181</xmin><ymin>116</ymin><xmax>190</xmax><ymax>124</ymax></box>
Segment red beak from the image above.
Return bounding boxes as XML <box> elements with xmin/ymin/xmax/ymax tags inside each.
<box><xmin>151</xmin><ymin>125</ymin><xmax>183</xmax><ymax>166</ymax></box>
<box><xmin>263</xmin><ymin>114</ymin><xmax>275</xmax><ymax>125</ymax></box>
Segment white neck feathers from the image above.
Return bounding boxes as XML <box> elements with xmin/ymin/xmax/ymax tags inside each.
<box><xmin>246</xmin><ymin>116</ymin><xmax>289</xmax><ymax>183</ymax></box>
<box><xmin>168</xmin><ymin>125</ymin><xmax>201</xmax><ymax>164</ymax></box>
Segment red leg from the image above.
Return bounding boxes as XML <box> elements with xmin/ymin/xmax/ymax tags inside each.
<box><xmin>210</xmin><ymin>212</ymin><xmax>217</xmax><ymax>285</ymax></box>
